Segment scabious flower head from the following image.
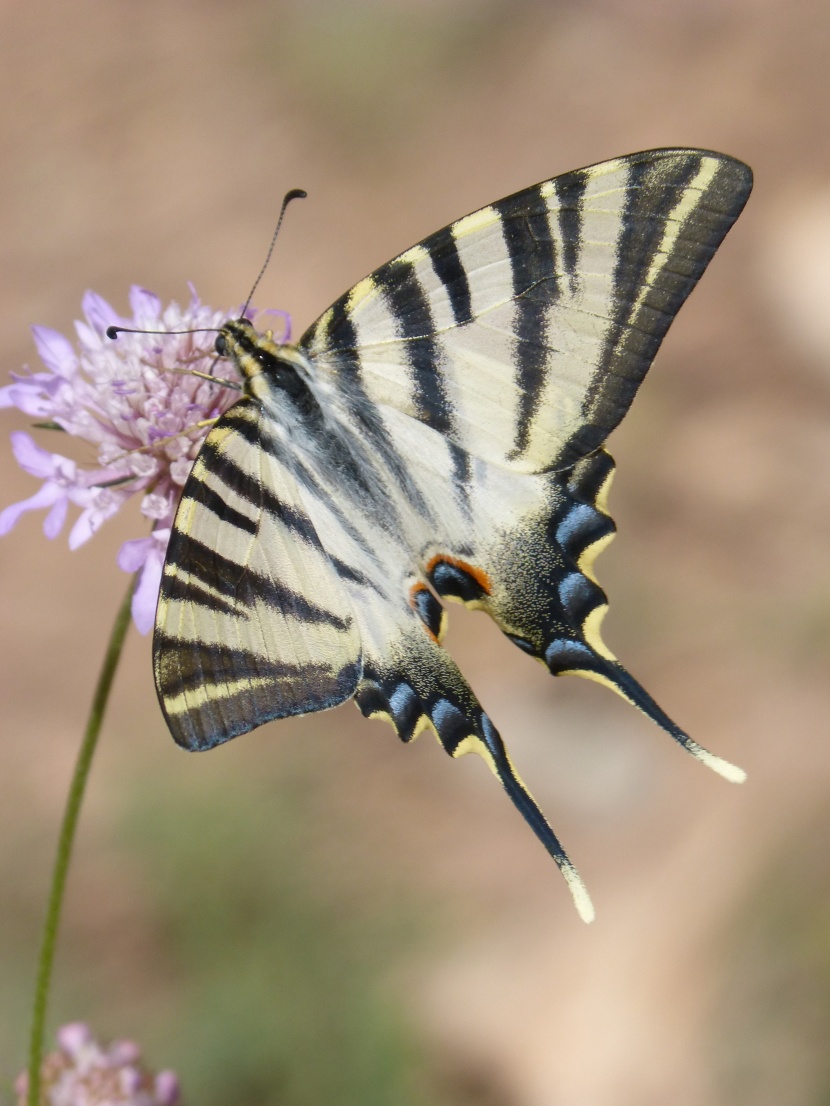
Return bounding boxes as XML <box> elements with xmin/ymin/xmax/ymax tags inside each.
<box><xmin>0</xmin><ymin>286</ymin><xmax>250</xmax><ymax>633</ymax></box>
<box><xmin>15</xmin><ymin>1022</ymin><xmax>180</xmax><ymax>1106</ymax></box>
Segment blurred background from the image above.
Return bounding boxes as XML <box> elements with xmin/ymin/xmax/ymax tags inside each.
<box><xmin>2</xmin><ymin>1</ymin><xmax>830</xmax><ymax>1103</ymax></box>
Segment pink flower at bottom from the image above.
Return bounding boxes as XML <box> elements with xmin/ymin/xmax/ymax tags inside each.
<box><xmin>16</xmin><ymin>1022</ymin><xmax>180</xmax><ymax>1106</ymax></box>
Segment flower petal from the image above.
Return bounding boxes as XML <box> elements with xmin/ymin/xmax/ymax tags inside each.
<box><xmin>10</xmin><ymin>431</ymin><xmax>66</xmax><ymax>478</ymax></box>
<box><xmin>141</xmin><ymin>491</ymin><xmax>172</xmax><ymax>520</ymax></box>
<box><xmin>0</xmin><ymin>378</ymin><xmax>56</xmax><ymax>418</ymax></box>
<box><xmin>19</xmin><ymin>1022</ymin><xmax>181</xmax><ymax>1106</ymax></box>
<box><xmin>74</xmin><ymin>318</ymin><xmax>102</xmax><ymax>350</ymax></box>
<box><xmin>260</xmin><ymin>307</ymin><xmax>292</xmax><ymax>343</ymax></box>
<box><xmin>0</xmin><ymin>482</ymin><xmax>61</xmax><ymax>536</ymax></box>
<box><xmin>43</xmin><ymin>493</ymin><xmax>69</xmax><ymax>539</ymax></box>
<box><xmin>57</xmin><ymin>1022</ymin><xmax>93</xmax><ymax>1056</ymax></box>
<box><xmin>31</xmin><ymin>325</ymin><xmax>78</xmax><ymax>378</ymax></box>
<box><xmin>82</xmin><ymin>290</ymin><xmax>121</xmax><ymax>336</ymax></box>
<box><xmin>129</xmin><ymin>286</ymin><xmax>162</xmax><ymax>325</ymax></box>
<box><xmin>109</xmin><ymin>1039</ymin><xmax>141</xmax><ymax>1065</ymax></box>
<box><xmin>155</xmin><ymin>1070</ymin><xmax>181</xmax><ymax>1105</ymax></box>
<box><xmin>3</xmin><ymin>286</ymin><xmax>239</xmax><ymax>563</ymax></box>
<box><xmin>128</xmin><ymin>543</ymin><xmax>165</xmax><ymax>634</ymax></box>
<box><xmin>170</xmin><ymin>456</ymin><xmax>195</xmax><ymax>486</ymax></box>
<box><xmin>117</xmin><ymin>535</ymin><xmax>154</xmax><ymax>573</ymax></box>
<box><xmin>68</xmin><ymin>491</ymin><xmax>124</xmax><ymax>550</ymax></box>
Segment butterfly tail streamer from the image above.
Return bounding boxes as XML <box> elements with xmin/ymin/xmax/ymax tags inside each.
<box><xmin>356</xmin><ymin>649</ymin><xmax>594</xmax><ymax>921</ymax></box>
<box><xmin>547</xmin><ymin>644</ymin><xmax>746</xmax><ymax>784</ymax></box>
<box><xmin>541</xmin><ymin>453</ymin><xmax>746</xmax><ymax>783</ymax></box>
<box><xmin>473</xmin><ymin>712</ymin><xmax>595</xmax><ymax>923</ymax></box>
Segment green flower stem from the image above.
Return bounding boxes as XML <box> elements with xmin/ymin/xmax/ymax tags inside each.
<box><xmin>27</xmin><ymin>577</ymin><xmax>136</xmax><ymax>1106</ymax></box>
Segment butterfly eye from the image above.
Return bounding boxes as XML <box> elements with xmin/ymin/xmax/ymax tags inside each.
<box><xmin>215</xmin><ymin>334</ymin><xmax>228</xmax><ymax>357</ymax></box>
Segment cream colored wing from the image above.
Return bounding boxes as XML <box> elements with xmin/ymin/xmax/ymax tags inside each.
<box><xmin>153</xmin><ymin>398</ymin><xmax>362</xmax><ymax>750</ymax></box>
<box><xmin>302</xmin><ymin>148</ymin><xmax>752</xmax><ymax>473</ymax></box>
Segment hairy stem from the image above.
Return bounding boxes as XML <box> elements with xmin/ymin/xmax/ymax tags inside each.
<box><xmin>27</xmin><ymin>578</ymin><xmax>135</xmax><ymax>1105</ymax></box>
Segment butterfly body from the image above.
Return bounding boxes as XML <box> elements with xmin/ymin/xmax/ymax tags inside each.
<box><xmin>154</xmin><ymin>149</ymin><xmax>753</xmax><ymax>918</ymax></box>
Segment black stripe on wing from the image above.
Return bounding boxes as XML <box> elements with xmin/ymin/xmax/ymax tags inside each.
<box><xmin>156</xmin><ymin>635</ymin><xmax>361</xmax><ymax>750</ymax></box>
<box><xmin>561</xmin><ymin>151</ymin><xmax>753</xmax><ymax>466</ymax></box>
<box><xmin>428</xmin><ymin>224</ymin><xmax>475</xmax><ymax>326</ymax></box>
<box><xmin>315</xmin><ymin>290</ymin><xmax>359</xmax><ymax>353</ymax></box>
<box><xmin>378</xmin><ymin>257</ymin><xmax>453</xmax><ymax>436</ymax></box>
<box><xmin>160</xmin><ymin>573</ymin><xmax>241</xmax><ymax>618</ymax></box>
<box><xmin>290</xmin><ymin>305</ymin><xmax>439</xmax><ymax>533</ymax></box>
<box><xmin>581</xmin><ymin>153</ymin><xmax>697</xmax><ymax>418</ymax></box>
<box><xmin>183</xmin><ymin>476</ymin><xmax>257</xmax><ymax>536</ymax></box>
<box><xmin>552</xmin><ymin>168</ymin><xmax>588</xmax><ymax>295</ymax></box>
<box><xmin>196</xmin><ymin>424</ymin><xmax>315</xmax><ymax>540</ymax></box>
<box><xmin>447</xmin><ymin>439</ymin><xmax>474</xmax><ymax>516</ymax></box>
<box><xmin>155</xmin><ymin>638</ymin><xmax>336</xmax><ymax>698</ymax></box>
<box><xmin>496</xmin><ymin>184</ymin><xmax>560</xmax><ymax>460</ymax></box>
<box><xmin>164</xmin><ymin>532</ymin><xmax>352</xmax><ymax>629</ymax></box>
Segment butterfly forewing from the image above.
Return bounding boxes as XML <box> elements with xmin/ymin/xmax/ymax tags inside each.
<box><xmin>153</xmin><ymin>398</ymin><xmax>362</xmax><ymax>750</ymax></box>
<box><xmin>302</xmin><ymin>148</ymin><xmax>752</xmax><ymax>473</ymax></box>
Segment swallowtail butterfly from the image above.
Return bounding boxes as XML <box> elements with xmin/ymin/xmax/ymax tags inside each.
<box><xmin>153</xmin><ymin>149</ymin><xmax>752</xmax><ymax>920</ymax></box>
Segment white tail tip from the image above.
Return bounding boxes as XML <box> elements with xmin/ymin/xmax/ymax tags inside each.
<box><xmin>691</xmin><ymin>743</ymin><xmax>747</xmax><ymax>784</ymax></box>
<box><xmin>563</xmin><ymin>862</ymin><xmax>595</xmax><ymax>924</ymax></box>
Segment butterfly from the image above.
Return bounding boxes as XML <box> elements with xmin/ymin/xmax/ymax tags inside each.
<box><xmin>153</xmin><ymin>148</ymin><xmax>753</xmax><ymax>920</ymax></box>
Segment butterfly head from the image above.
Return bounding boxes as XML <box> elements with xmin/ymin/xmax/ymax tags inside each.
<box><xmin>214</xmin><ymin>317</ymin><xmax>312</xmax><ymax>412</ymax></box>
<box><xmin>214</xmin><ymin>318</ymin><xmax>285</xmax><ymax>381</ymax></box>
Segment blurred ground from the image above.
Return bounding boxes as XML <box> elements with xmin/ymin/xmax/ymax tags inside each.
<box><xmin>2</xmin><ymin>1</ymin><xmax>830</xmax><ymax>1104</ymax></box>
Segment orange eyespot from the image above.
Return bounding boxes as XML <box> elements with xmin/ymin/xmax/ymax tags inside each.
<box><xmin>425</xmin><ymin>555</ymin><xmax>491</xmax><ymax>605</ymax></box>
<box><xmin>409</xmin><ymin>582</ymin><xmax>446</xmax><ymax>642</ymax></box>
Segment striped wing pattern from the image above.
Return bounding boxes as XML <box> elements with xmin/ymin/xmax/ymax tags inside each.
<box><xmin>155</xmin><ymin>149</ymin><xmax>752</xmax><ymax>917</ymax></box>
<box><xmin>154</xmin><ymin>398</ymin><xmax>361</xmax><ymax>750</ymax></box>
<box><xmin>303</xmin><ymin>148</ymin><xmax>752</xmax><ymax>473</ymax></box>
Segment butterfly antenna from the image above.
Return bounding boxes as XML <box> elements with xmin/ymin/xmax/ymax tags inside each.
<box><xmin>240</xmin><ymin>188</ymin><xmax>307</xmax><ymax>319</ymax></box>
<box><xmin>106</xmin><ymin>325</ymin><xmax>220</xmax><ymax>340</ymax></box>
<box><xmin>107</xmin><ymin>188</ymin><xmax>305</xmax><ymax>342</ymax></box>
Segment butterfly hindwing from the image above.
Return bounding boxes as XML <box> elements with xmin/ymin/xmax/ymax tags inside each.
<box><xmin>153</xmin><ymin>398</ymin><xmax>362</xmax><ymax>751</ymax></box>
<box><xmin>302</xmin><ymin>148</ymin><xmax>752</xmax><ymax>474</ymax></box>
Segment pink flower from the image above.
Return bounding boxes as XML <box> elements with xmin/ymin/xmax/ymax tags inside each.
<box><xmin>1</xmin><ymin>286</ymin><xmax>245</xmax><ymax>632</ymax></box>
<box><xmin>15</xmin><ymin>1022</ymin><xmax>180</xmax><ymax>1106</ymax></box>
